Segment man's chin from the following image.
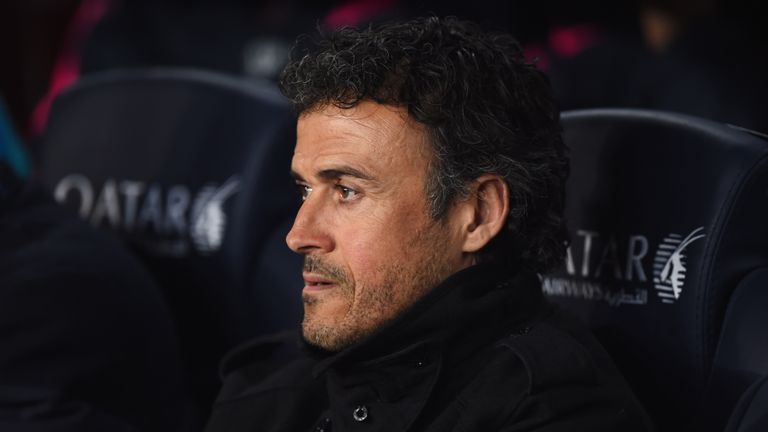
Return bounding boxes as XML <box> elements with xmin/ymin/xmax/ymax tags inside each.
<box><xmin>301</xmin><ymin>308</ymin><xmax>378</xmax><ymax>352</ymax></box>
<box><xmin>301</xmin><ymin>300</ymin><xmax>353</xmax><ymax>351</ymax></box>
<box><xmin>301</xmin><ymin>320</ymin><xmax>352</xmax><ymax>352</ymax></box>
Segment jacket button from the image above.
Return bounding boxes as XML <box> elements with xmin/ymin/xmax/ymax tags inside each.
<box><xmin>415</xmin><ymin>360</ymin><xmax>426</xmax><ymax>368</ymax></box>
<box><xmin>352</xmin><ymin>405</ymin><xmax>368</xmax><ymax>422</ymax></box>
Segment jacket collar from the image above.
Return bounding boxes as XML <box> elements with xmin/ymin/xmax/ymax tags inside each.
<box><xmin>216</xmin><ymin>262</ymin><xmax>546</xmax><ymax>431</ymax></box>
<box><xmin>306</xmin><ymin>262</ymin><xmax>545</xmax><ymax>431</ymax></box>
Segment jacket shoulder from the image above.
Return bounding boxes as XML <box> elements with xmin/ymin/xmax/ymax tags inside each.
<box><xmin>492</xmin><ymin>308</ymin><xmax>654</xmax><ymax>430</ymax></box>
<box><xmin>219</xmin><ymin>330</ymin><xmax>301</xmax><ymax>379</ymax></box>
<box><xmin>497</xmin><ymin>307</ymin><xmax>626</xmax><ymax>393</ymax></box>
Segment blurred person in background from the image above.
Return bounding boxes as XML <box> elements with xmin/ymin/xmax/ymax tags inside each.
<box><xmin>1</xmin><ymin>99</ymin><xmax>196</xmax><ymax>431</ymax></box>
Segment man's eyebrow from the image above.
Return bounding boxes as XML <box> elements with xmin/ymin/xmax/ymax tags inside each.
<box><xmin>317</xmin><ymin>166</ymin><xmax>376</xmax><ymax>182</ymax></box>
<box><xmin>290</xmin><ymin>166</ymin><xmax>377</xmax><ymax>183</ymax></box>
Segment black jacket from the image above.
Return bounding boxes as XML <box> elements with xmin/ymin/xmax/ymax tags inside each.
<box><xmin>206</xmin><ymin>263</ymin><xmax>654</xmax><ymax>431</ymax></box>
<box><xmin>0</xmin><ymin>163</ymin><xmax>196</xmax><ymax>431</ymax></box>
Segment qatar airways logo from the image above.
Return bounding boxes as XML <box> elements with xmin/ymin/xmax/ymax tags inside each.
<box><xmin>53</xmin><ymin>174</ymin><xmax>241</xmax><ymax>256</ymax></box>
<box><xmin>653</xmin><ymin>227</ymin><xmax>706</xmax><ymax>304</ymax></box>
<box><xmin>543</xmin><ymin>227</ymin><xmax>706</xmax><ymax>306</ymax></box>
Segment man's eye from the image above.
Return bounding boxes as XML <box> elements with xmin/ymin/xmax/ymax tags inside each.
<box><xmin>337</xmin><ymin>185</ymin><xmax>358</xmax><ymax>201</ymax></box>
<box><xmin>297</xmin><ymin>184</ymin><xmax>312</xmax><ymax>201</ymax></box>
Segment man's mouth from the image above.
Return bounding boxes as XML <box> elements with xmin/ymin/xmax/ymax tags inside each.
<box><xmin>303</xmin><ymin>273</ymin><xmax>338</xmax><ymax>291</ymax></box>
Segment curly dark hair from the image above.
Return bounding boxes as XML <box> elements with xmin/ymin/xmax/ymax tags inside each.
<box><xmin>279</xmin><ymin>16</ymin><xmax>569</xmax><ymax>273</ymax></box>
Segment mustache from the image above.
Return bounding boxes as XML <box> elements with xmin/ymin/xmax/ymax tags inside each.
<box><xmin>303</xmin><ymin>255</ymin><xmax>350</xmax><ymax>285</ymax></box>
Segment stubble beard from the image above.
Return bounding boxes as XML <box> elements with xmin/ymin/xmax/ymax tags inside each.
<box><xmin>301</xmin><ymin>223</ymin><xmax>453</xmax><ymax>352</ymax></box>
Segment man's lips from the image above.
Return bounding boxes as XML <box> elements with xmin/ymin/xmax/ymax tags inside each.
<box><xmin>302</xmin><ymin>273</ymin><xmax>338</xmax><ymax>292</ymax></box>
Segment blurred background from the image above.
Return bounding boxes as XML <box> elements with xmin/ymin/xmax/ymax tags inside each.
<box><xmin>2</xmin><ymin>0</ymin><xmax>766</xmax><ymax>165</ymax></box>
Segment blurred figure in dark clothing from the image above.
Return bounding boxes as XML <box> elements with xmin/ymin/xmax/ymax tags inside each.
<box><xmin>1</xmin><ymin>109</ymin><xmax>197</xmax><ymax>431</ymax></box>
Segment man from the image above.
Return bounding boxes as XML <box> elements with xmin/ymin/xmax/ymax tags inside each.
<box><xmin>206</xmin><ymin>17</ymin><xmax>653</xmax><ymax>431</ymax></box>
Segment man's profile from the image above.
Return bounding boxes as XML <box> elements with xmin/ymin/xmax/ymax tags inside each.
<box><xmin>206</xmin><ymin>16</ymin><xmax>652</xmax><ymax>431</ymax></box>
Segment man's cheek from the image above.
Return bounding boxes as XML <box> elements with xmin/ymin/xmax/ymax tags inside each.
<box><xmin>309</xmin><ymin>294</ymin><xmax>352</xmax><ymax>320</ymax></box>
<box><xmin>349</xmin><ymin>236</ymin><xmax>393</xmax><ymax>273</ymax></box>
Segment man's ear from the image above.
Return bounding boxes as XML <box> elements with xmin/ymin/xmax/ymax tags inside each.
<box><xmin>460</xmin><ymin>175</ymin><xmax>510</xmax><ymax>253</ymax></box>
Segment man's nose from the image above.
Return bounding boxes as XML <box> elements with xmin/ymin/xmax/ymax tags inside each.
<box><xmin>285</xmin><ymin>197</ymin><xmax>334</xmax><ymax>254</ymax></box>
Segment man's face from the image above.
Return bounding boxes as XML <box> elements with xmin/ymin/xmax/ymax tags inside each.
<box><xmin>287</xmin><ymin>101</ymin><xmax>470</xmax><ymax>351</ymax></box>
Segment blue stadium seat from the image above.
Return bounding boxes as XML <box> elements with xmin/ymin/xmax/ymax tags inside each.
<box><xmin>544</xmin><ymin>108</ymin><xmax>768</xmax><ymax>430</ymax></box>
<box><xmin>725</xmin><ymin>375</ymin><xmax>768</xmax><ymax>432</ymax></box>
<box><xmin>712</xmin><ymin>269</ymin><xmax>768</xmax><ymax>430</ymax></box>
<box><xmin>39</xmin><ymin>68</ymin><xmax>304</xmax><ymax>413</ymax></box>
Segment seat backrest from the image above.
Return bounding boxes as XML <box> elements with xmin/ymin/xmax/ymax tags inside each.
<box><xmin>707</xmin><ymin>269</ymin><xmax>768</xmax><ymax>430</ymax></box>
<box><xmin>724</xmin><ymin>375</ymin><xmax>768</xmax><ymax>432</ymax></box>
<box><xmin>543</xmin><ymin>108</ymin><xmax>768</xmax><ymax>430</ymax></box>
<box><xmin>39</xmin><ymin>68</ymin><xmax>303</xmax><ymax>409</ymax></box>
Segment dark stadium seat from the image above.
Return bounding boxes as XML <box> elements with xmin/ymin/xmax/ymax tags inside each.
<box><xmin>543</xmin><ymin>108</ymin><xmax>768</xmax><ymax>431</ymax></box>
<box><xmin>711</xmin><ymin>269</ymin><xmax>768</xmax><ymax>430</ymax></box>
<box><xmin>38</xmin><ymin>68</ymin><xmax>303</xmax><ymax>415</ymax></box>
<box><xmin>725</xmin><ymin>375</ymin><xmax>768</xmax><ymax>432</ymax></box>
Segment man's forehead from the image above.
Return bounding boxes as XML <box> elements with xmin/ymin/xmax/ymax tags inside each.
<box><xmin>297</xmin><ymin>103</ymin><xmax>414</xmax><ymax>145</ymax></box>
<box><xmin>292</xmin><ymin>102</ymin><xmax>430</xmax><ymax>176</ymax></box>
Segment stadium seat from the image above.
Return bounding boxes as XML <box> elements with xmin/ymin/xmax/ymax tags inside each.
<box><xmin>710</xmin><ymin>269</ymin><xmax>768</xmax><ymax>430</ymax></box>
<box><xmin>725</xmin><ymin>375</ymin><xmax>768</xmax><ymax>432</ymax></box>
<box><xmin>543</xmin><ymin>108</ymin><xmax>768</xmax><ymax>431</ymax></box>
<box><xmin>39</xmin><ymin>68</ymin><xmax>303</xmax><ymax>414</ymax></box>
